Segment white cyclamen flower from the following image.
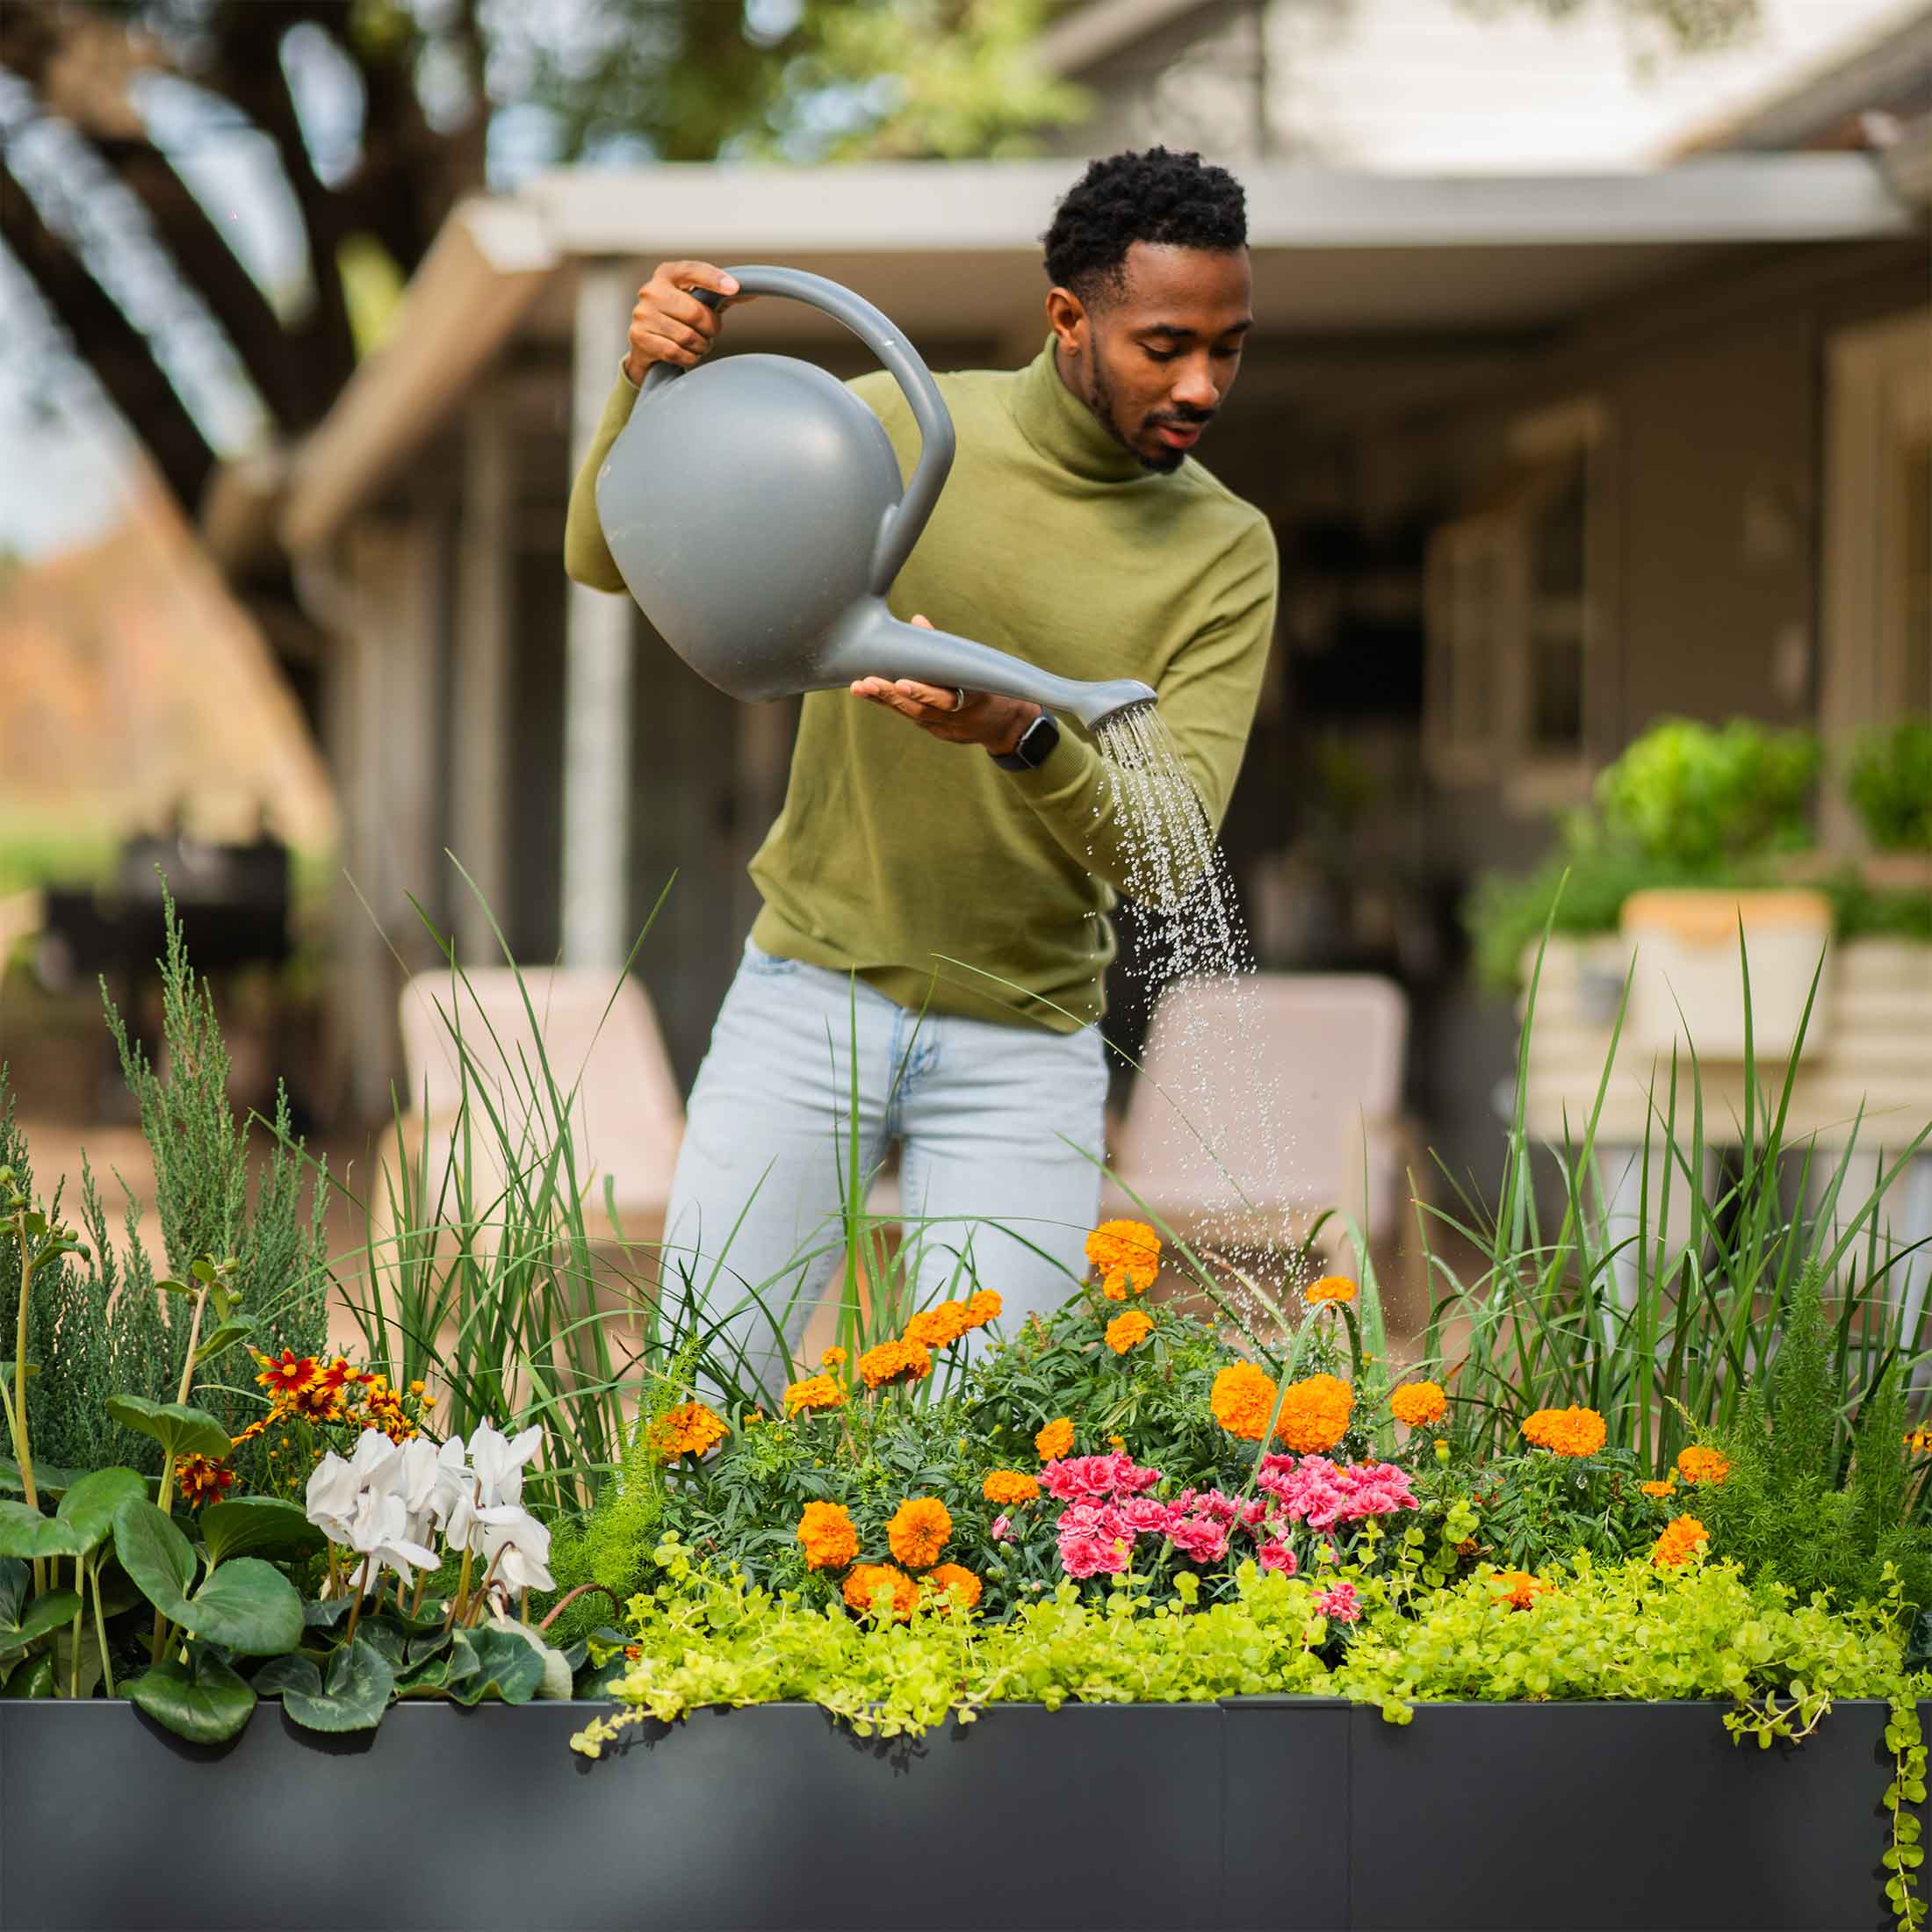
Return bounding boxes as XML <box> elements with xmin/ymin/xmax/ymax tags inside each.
<box><xmin>395</xmin><ymin>1434</ymin><xmax>473</xmax><ymax>1549</ymax></box>
<box><xmin>475</xmin><ymin>1503</ymin><xmax>555</xmax><ymax>1595</ymax></box>
<box><xmin>467</xmin><ymin>1421</ymin><xmax>544</xmax><ymax>1510</ymax></box>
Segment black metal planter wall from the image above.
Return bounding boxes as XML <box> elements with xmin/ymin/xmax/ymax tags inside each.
<box><xmin>5</xmin><ymin>1698</ymin><xmax>1916</xmax><ymax>1932</ymax></box>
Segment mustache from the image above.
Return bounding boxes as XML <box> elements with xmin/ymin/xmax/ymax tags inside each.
<box><xmin>1147</xmin><ymin>410</ymin><xmax>1215</xmax><ymax>429</ymax></box>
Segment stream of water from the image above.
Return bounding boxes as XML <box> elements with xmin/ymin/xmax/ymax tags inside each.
<box><xmin>1092</xmin><ymin>704</ymin><xmax>1300</xmax><ymax>1317</ymax></box>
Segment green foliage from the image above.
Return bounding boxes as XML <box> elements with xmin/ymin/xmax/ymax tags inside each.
<box><xmin>105</xmin><ymin>893</ymin><xmax>329</xmax><ymax>1405</ymax></box>
<box><xmin>1597</xmin><ymin>718</ymin><xmax>1820</xmax><ymax>869</ymax></box>
<box><xmin>499</xmin><ymin>0</ymin><xmax>1089</xmax><ymax>167</ymax></box>
<box><xmin>1849</xmin><ymin>720</ymin><xmax>1932</xmax><ymax>854</ymax></box>
<box><xmin>1455</xmin><ymin>0</ymin><xmax>1758</xmax><ymax>58</ymax></box>
<box><xmin>1695</xmin><ymin>1267</ymin><xmax>1932</xmax><ymax>1611</ymax></box>
<box><xmin>1449</xmin><ymin>1445</ymin><xmax>1660</xmax><ymax>1572</ymax></box>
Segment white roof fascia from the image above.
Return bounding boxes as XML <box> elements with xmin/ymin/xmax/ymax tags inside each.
<box><xmin>278</xmin><ymin>197</ymin><xmax>559</xmax><ymax>555</ymax></box>
<box><xmin>525</xmin><ymin>154</ymin><xmax>1917</xmax><ymax>260</ymax></box>
<box><xmin>1034</xmin><ymin>0</ymin><xmax>1220</xmax><ymax>75</ymax></box>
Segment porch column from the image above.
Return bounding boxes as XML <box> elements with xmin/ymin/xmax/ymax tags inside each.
<box><xmin>451</xmin><ymin>384</ymin><xmax>514</xmax><ymax>963</ymax></box>
<box><xmin>560</xmin><ymin>261</ymin><xmax>637</xmax><ymax>968</ymax></box>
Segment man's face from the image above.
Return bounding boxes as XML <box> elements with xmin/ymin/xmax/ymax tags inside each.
<box><xmin>1049</xmin><ymin>242</ymin><xmax>1253</xmax><ymax>474</ymax></box>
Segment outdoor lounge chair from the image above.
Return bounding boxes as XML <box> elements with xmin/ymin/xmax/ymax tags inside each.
<box><xmin>1099</xmin><ymin>970</ymin><xmax>1414</xmax><ymax>1281</ymax></box>
<box><xmin>373</xmin><ymin>967</ymin><xmax>684</xmax><ymax>1280</ymax></box>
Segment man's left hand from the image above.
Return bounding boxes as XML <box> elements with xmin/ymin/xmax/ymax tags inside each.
<box><xmin>849</xmin><ymin>616</ymin><xmax>1040</xmax><ymax>758</ymax></box>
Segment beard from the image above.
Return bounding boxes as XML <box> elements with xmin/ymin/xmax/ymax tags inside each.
<box><xmin>1085</xmin><ymin>352</ymin><xmax>1186</xmax><ymax>475</ymax></box>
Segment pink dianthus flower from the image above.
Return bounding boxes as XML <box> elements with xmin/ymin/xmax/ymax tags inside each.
<box><xmin>1313</xmin><ymin>1582</ymin><xmax>1360</xmax><ymax>1624</ymax></box>
<box><xmin>1258</xmin><ymin>1538</ymin><xmax>1298</xmax><ymax>1575</ymax></box>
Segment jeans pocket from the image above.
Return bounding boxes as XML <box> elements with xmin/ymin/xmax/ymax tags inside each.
<box><xmin>742</xmin><ymin>941</ymin><xmax>799</xmax><ymax>978</ymax></box>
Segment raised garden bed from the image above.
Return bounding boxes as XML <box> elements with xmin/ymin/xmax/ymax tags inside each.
<box><xmin>11</xmin><ymin>1698</ymin><xmax>1920</xmax><ymax>1932</ymax></box>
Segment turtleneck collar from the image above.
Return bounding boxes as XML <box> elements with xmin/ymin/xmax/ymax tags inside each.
<box><xmin>1009</xmin><ymin>334</ymin><xmax>1151</xmax><ymax>486</ymax></box>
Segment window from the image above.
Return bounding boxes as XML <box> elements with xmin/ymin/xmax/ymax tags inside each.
<box><xmin>1424</xmin><ymin>399</ymin><xmax>1608</xmax><ymax>803</ymax></box>
<box><xmin>1821</xmin><ymin>308</ymin><xmax>1932</xmax><ymax>845</ymax></box>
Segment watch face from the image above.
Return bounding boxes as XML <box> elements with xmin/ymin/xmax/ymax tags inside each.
<box><xmin>1021</xmin><ymin>715</ymin><xmax>1060</xmax><ymax>765</ymax></box>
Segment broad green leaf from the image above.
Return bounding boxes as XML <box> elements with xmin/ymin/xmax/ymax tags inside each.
<box><xmin>199</xmin><ymin>1496</ymin><xmax>321</xmax><ymax>1568</ymax></box>
<box><xmin>104</xmin><ymin>1397</ymin><xmax>231</xmax><ymax>1465</ymax></box>
<box><xmin>395</xmin><ymin>1628</ymin><xmax>478</xmax><ymax>1699</ymax></box>
<box><xmin>125</xmin><ymin>1652</ymin><xmax>255</xmax><ymax>1744</ymax></box>
<box><xmin>50</xmin><ymin>1625</ymin><xmax>101</xmax><ymax>1700</ymax></box>
<box><xmin>256</xmin><ymin>1638</ymin><xmax>393</xmax><ymax>1733</ymax></box>
<box><xmin>176</xmin><ymin>1559</ymin><xmax>303</xmax><ymax>1656</ymax></box>
<box><xmin>0</xmin><ymin>1501</ymin><xmax>87</xmax><ymax>1561</ymax></box>
<box><xmin>192</xmin><ymin>1320</ymin><xmax>254</xmax><ymax>1367</ymax></box>
<box><xmin>54</xmin><ymin>1469</ymin><xmax>148</xmax><ymax>1554</ymax></box>
<box><xmin>0</xmin><ymin>1458</ymin><xmax>85</xmax><ymax>1500</ymax></box>
<box><xmin>112</xmin><ymin>1499</ymin><xmax>197</xmax><ymax>1611</ymax></box>
<box><xmin>0</xmin><ymin>1558</ymin><xmax>24</xmax><ymax>1626</ymax></box>
<box><xmin>0</xmin><ymin>1587</ymin><xmax>81</xmax><ymax>1656</ymax></box>
<box><xmin>189</xmin><ymin>1258</ymin><xmax>218</xmax><ymax>1286</ymax></box>
<box><xmin>153</xmin><ymin>1278</ymin><xmax>194</xmax><ymax>1298</ymax></box>
<box><xmin>447</xmin><ymin>1625</ymin><xmax>544</xmax><ymax>1706</ymax></box>
<box><xmin>0</xmin><ymin>1363</ymin><xmax>39</xmax><ymax>1381</ymax></box>
<box><xmin>302</xmin><ymin>1595</ymin><xmax>354</xmax><ymax>1632</ymax></box>
<box><xmin>0</xmin><ymin>1652</ymin><xmax>54</xmax><ymax>1698</ymax></box>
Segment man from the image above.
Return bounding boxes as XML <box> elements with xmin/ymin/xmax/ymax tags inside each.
<box><xmin>564</xmin><ymin>146</ymin><xmax>1277</xmax><ymax>1391</ymax></box>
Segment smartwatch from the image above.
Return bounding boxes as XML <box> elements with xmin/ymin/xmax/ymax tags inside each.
<box><xmin>992</xmin><ymin>712</ymin><xmax>1061</xmax><ymax>772</ymax></box>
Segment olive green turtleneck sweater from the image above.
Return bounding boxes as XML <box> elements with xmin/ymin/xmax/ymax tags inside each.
<box><xmin>564</xmin><ymin>336</ymin><xmax>1278</xmax><ymax>1032</ymax></box>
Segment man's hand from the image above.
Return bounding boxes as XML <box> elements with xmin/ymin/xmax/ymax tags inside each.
<box><xmin>850</xmin><ymin>617</ymin><xmax>1042</xmax><ymax>758</ymax></box>
<box><xmin>623</xmin><ymin>261</ymin><xmax>757</xmax><ymax>386</ymax></box>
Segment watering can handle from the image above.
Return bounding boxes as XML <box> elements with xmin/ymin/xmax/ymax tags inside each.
<box><xmin>637</xmin><ymin>265</ymin><xmax>956</xmax><ymax>598</ymax></box>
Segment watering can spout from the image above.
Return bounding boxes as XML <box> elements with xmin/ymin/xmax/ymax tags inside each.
<box><xmin>830</xmin><ymin>603</ymin><xmax>1156</xmax><ymax>732</ymax></box>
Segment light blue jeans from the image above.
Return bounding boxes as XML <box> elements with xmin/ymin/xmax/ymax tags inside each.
<box><xmin>662</xmin><ymin>937</ymin><xmax>1108</xmax><ymax>1398</ymax></box>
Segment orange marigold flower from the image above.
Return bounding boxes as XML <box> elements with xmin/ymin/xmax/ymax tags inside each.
<box><xmin>797</xmin><ymin>1501</ymin><xmax>860</xmax><ymax>1570</ymax></box>
<box><xmin>176</xmin><ymin>1453</ymin><xmax>234</xmax><ymax>1509</ymax></box>
<box><xmin>964</xmin><ymin>1290</ymin><xmax>1002</xmax><ymax>1329</ymax></box>
<box><xmin>905</xmin><ymin>1301</ymin><xmax>972</xmax><ymax>1350</ymax></box>
<box><xmin>783</xmin><ymin>1373</ymin><xmax>847</xmax><ymax>1416</ymax></box>
<box><xmin>1676</xmin><ymin>1446</ymin><xmax>1731</xmax><ymax>1487</ymax></box>
<box><xmin>649</xmin><ymin>1400</ymin><xmax>728</xmax><ymax>1460</ymax></box>
<box><xmin>407</xmin><ymin>1379</ymin><xmax>428</xmax><ymax>1397</ymax></box>
<box><xmin>1211</xmin><ymin>1362</ymin><xmax>1279</xmax><ymax>1442</ymax></box>
<box><xmin>1034</xmin><ymin>1417</ymin><xmax>1075</xmax><ymax>1460</ymax></box>
<box><xmin>254</xmin><ymin>1350</ymin><xmax>317</xmax><ymax>1396</ymax></box>
<box><xmin>1085</xmin><ymin>1219</ymin><xmax>1161</xmax><ymax>1300</ymax></box>
<box><xmin>858</xmin><ymin>1337</ymin><xmax>933</xmax><ymax>1389</ymax></box>
<box><xmin>1275</xmin><ymin>1374</ymin><xmax>1353</xmax><ymax>1453</ymax></box>
<box><xmin>923</xmin><ymin>1563</ymin><xmax>983</xmax><ymax>1613</ymax></box>
<box><xmin>1105</xmin><ymin>1310</ymin><xmax>1154</xmax><ymax>1354</ymax></box>
<box><xmin>1389</xmin><ymin>1381</ymin><xmax>1448</xmax><ymax>1430</ymax></box>
<box><xmin>1640</xmin><ymin>1478</ymin><xmax>1678</xmax><ymax>1499</ymax></box>
<box><xmin>982</xmin><ymin>1469</ymin><xmax>1041</xmax><ymax>1506</ymax></box>
<box><xmin>843</xmin><ymin>1563</ymin><xmax>919</xmax><ymax>1620</ymax></box>
<box><xmin>820</xmin><ymin>1346</ymin><xmax>848</xmax><ymax>1370</ymax></box>
<box><xmin>886</xmin><ymin>1496</ymin><xmax>951</xmax><ymax>1570</ymax></box>
<box><xmin>1652</xmin><ymin>1514</ymin><xmax>1710</xmax><ymax>1568</ymax></box>
<box><xmin>1306</xmin><ymin>1274</ymin><xmax>1358</xmax><ymax>1307</ymax></box>
<box><xmin>1521</xmin><ymin>1405</ymin><xmax>1608</xmax><ymax>1458</ymax></box>
<box><xmin>1489</xmin><ymin>1569</ymin><xmax>1554</xmax><ymax>1611</ymax></box>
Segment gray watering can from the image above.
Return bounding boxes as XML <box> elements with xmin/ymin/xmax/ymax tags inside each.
<box><xmin>594</xmin><ymin>265</ymin><xmax>1157</xmax><ymax>730</ymax></box>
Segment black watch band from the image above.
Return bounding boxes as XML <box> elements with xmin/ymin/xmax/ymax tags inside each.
<box><xmin>992</xmin><ymin>712</ymin><xmax>1061</xmax><ymax>772</ymax></box>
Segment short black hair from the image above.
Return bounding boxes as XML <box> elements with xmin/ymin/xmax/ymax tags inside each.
<box><xmin>1042</xmin><ymin>147</ymin><xmax>1248</xmax><ymax>308</ymax></box>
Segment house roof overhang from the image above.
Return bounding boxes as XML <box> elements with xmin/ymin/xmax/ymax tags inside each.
<box><xmin>252</xmin><ymin>154</ymin><xmax>1922</xmax><ymax>559</ymax></box>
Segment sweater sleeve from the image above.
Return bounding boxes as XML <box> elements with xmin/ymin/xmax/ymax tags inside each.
<box><xmin>562</xmin><ymin>365</ymin><xmax>644</xmax><ymax>592</ymax></box>
<box><xmin>1007</xmin><ymin>514</ymin><xmax>1279</xmax><ymax>904</ymax></box>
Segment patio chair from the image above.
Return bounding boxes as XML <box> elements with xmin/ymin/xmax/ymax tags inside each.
<box><xmin>371</xmin><ymin>967</ymin><xmax>684</xmax><ymax>1280</ymax></box>
<box><xmin>1099</xmin><ymin>971</ymin><xmax>1414</xmax><ymax>1279</ymax></box>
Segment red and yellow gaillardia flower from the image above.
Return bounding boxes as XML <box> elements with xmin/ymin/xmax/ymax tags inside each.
<box><xmin>1274</xmin><ymin>1374</ymin><xmax>1353</xmax><ymax>1454</ymax></box>
<box><xmin>1651</xmin><ymin>1515</ymin><xmax>1710</xmax><ymax>1568</ymax></box>
<box><xmin>783</xmin><ymin>1373</ymin><xmax>847</xmax><ymax>1417</ymax></box>
<box><xmin>1211</xmin><ymin>1362</ymin><xmax>1279</xmax><ymax>1442</ymax></box>
<box><xmin>1520</xmin><ymin>1405</ymin><xmax>1608</xmax><ymax>1458</ymax></box>
<box><xmin>885</xmin><ymin>1496</ymin><xmax>951</xmax><ymax>1570</ymax></box>
<box><xmin>1907</xmin><ymin>1428</ymin><xmax>1932</xmax><ymax>1455</ymax></box>
<box><xmin>923</xmin><ymin>1563</ymin><xmax>983</xmax><ymax>1613</ymax></box>
<box><xmin>1085</xmin><ymin>1220</ymin><xmax>1161</xmax><ymax>1301</ymax></box>
<box><xmin>1105</xmin><ymin>1310</ymin><xmax>1154</xmax><ymax>1354</ymax></box>
<box><xmin>176</xmin><ymin>1453</ymin><xmax>234</xmax><ymax>1509</ymax></box>
<box><xmin>1389</xmin><ymin>1380</ymin><xmax>1448</xmax><ymax>1430</ymax></box>
<box><xmin>1675</xmin><ymin>1446</ymin><xmax>1730</xmax><ymax>1487</ymax></box>
<box><xmin>649</xmin><ymin>1401</ymin><xmax>728</xmax><ymax>1460</ymax></box>
<box><xmin>1305</xmin><ymin>1275</ymin><xmax>1358</xmax><ymax>1308</ymax></box>
<box><xmin>982</xmin><ymin>1469</ymin><xmax>1041</xmax><ymax>1506</ymax></box>
<box><xmin>796</xmin><ymin>1501</ymin><xmax>860</xmax><ymax>1570</ymax></box>
<box><xmin>1034</xmin><ymin>1416</ymin><xmax>1075</xmax><ymax>1461</ymax></box>
<box><xmin>254</xmin><ymin>1350</ymin><xmax>317</xmax><ymax>1398</ymax></box>
<box><xmin>904</xmin><ymin>1301</ymin><xmax>972</xmax><ymax>1351</ymax></box>
<box><xmin>858</xmin><ymin>1337</ymin><xmax>933</xmax><ymax>1390</ymax></box>
<box><xmin>843</xmin><ymin>1563</ymin><xmax>919</xmax><ymax>1620</ymax></box>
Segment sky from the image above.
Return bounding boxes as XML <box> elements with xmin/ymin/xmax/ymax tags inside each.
<box><xmin>0</xmin><ymin>0</ymin><xmax>1919</xmax><ymax>562</ymax></box>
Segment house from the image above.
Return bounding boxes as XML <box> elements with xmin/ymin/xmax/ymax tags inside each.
<box><xmin>199</xmin><ymin>12</ymin><xmax>1930</xmax><ymax>1201</ymax></box>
